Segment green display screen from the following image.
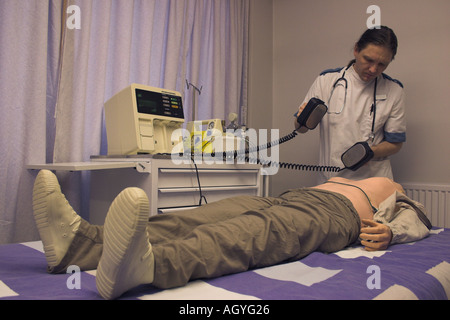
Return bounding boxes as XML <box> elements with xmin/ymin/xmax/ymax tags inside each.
<box><xmin>135</xmin><ymin>89</ymin><xmax>184</xmax><ymax>119</ymax></box>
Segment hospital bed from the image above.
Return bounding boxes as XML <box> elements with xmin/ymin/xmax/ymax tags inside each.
<box><xmin>1</xmin><ymin>227</ymin><xmax>449</xmax><ymax>300</ymax></box>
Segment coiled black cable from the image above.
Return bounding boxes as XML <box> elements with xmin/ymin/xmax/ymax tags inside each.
<box><xmin>182</xmin><ymin>130</ymin><xmax>342</xmax><ymax>206</ymax></box>
<box><xmin>215</xmin><ymin>130</ymin><xmax>343</xmax><ymax>173</ymax></box>
<box><xmin>230</xmin><ymin>154</ymin><xmax>342</xmax><ymax>172</ymax></box>
<box><xmin>246</xmin><ymin>130</ymin><xmax>299</xmax><ymax>154</ymax></box>
<box><xmin>217</xmin><ymin>130</ymin><xmax>297</xmax><ymax>161</ymax></box>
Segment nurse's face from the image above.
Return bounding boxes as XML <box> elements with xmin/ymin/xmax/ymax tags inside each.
<box><xmin>353</xmin><ymin>44</ymin><xmax>393</xmax><ymax>82</ymax></box>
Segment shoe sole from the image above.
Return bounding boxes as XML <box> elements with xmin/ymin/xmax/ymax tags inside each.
<box><xmin>96</xmin><ymin>187</ymin><xmax>150</xmax><ymax>300</ymax></box>
<box><xmin>32</xmin><ymin>170</ymin><xmax>60</xmax><ymax>266</ymax></box>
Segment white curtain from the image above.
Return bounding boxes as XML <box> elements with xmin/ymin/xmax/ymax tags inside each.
<box><xmin>0</xmin><ymin>0</ymin><xmax>56</xmax><ymax>244</ymax></box>
<box><xmin>0</xmin><ymin>0</ymin><xmax>249</xmax><ymax>244</ymax></box>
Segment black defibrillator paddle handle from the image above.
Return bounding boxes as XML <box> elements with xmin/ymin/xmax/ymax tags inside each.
<box><xmin>296</xmin><ymin>98</ymin><xmax>328</xmax><ymax>130</ymax></box>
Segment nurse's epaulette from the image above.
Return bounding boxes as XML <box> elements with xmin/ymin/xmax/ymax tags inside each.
<box><xmin>319</xmin><ymin>67</ymin><xmax>344</xmax><ymax>76</ymax></box>
<box><xmin>382</xmin><ymin>73</ymin><xmax>404</xmax><ymax>88</ymax></box>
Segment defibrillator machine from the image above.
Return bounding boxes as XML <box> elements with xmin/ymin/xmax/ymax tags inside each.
<box><xmin>104</xmin><ymin>84</ymin><xmax>373</xmax><ymax>172</ymax></box>
<box><xmin>104</xmin><ymin>84</ymin><xmax>185</xmax><ymax>155</ymax></box>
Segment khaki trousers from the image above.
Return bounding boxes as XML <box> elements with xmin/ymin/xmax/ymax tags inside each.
<box><xmin>49</xmin><ymin>188</ymin><xmax>360</xmax><ymax>289</ymax></box>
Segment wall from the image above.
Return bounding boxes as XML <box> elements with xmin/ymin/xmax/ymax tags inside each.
<box><xmin>249</xmin><ymin>0</ymin><xmax>450</xmax><ymax>196</ymax></box>
<box><xmin>248</xmin><ymin>0</ymin><xmax>273</xmax><ymax>131</ymax></box>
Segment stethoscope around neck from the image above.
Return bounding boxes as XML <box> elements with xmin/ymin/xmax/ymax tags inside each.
<box><xmin>327</xmin><ymin>61</ymin><xmax>378</xmax><ymax>142</ymax></box>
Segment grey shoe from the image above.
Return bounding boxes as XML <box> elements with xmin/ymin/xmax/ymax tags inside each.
<box><xmin>96</xmin><ymin>187</ymin><xmax>154</xmax><ymax>300</ymax></box>
<box><xmin>32</xmin><ymin>170</ymin><xmax>81</xmax><ymax>268</ymax></box>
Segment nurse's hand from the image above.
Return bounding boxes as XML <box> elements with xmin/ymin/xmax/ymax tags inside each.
<box><xmin>294</xmin><ymin>102</ymin><xmax>309</xmax><ymax>133</ymax></box>
<box><xmin>360</xmin><ymin>219</ymin><xmax>393</xmax><ymax>251</ymax></box>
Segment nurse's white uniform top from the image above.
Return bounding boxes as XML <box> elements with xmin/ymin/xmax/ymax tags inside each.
<box><xmin>301</xmin><ymin>65</ymin><xmax>406</xmax><ymax>183</ymax></box>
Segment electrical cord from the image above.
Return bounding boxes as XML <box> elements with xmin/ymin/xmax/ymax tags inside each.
<box><xmin>240</xmin><ymin>155</ymin><xmax>342</xmax><ymax>172</ymax></box>
<box><xmin>187</xmin><ymin>129</ymin><xmax>344</xmax><ymax>205</ymax></box>
<box><xmin>218</xmin><ymin>130</ymin><xmax>343</xmax><ymax>173</ymax></box>
<box><xmin>190</xmin><ymin>155</ymin><xmax>208</xmax><ymax>205</ymax></box>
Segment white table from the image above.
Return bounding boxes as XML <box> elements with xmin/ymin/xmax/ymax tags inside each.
<box><xmin>28</xmin><ymin>156</ymin><xmax>268</xmax><ymax>224</ymax></box>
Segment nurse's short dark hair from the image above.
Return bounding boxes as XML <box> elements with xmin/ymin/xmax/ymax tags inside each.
<box><xmin>355</xmin><ymin>26</ymin><xmax>398</xmax><ymax>59</ymax></box>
